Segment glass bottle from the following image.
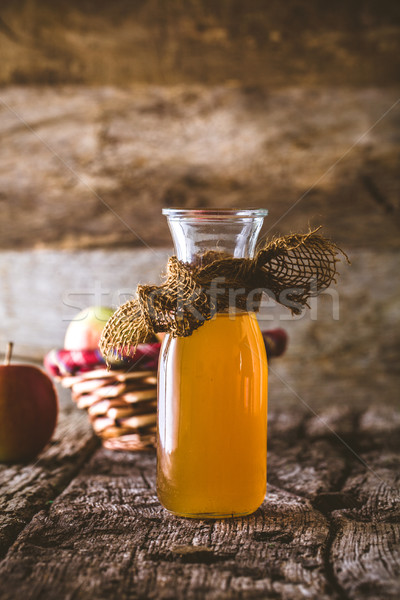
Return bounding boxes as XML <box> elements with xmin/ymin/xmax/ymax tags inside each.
<box><xmin>157</xmin><ymin>208</ymin><xmax>269</xmax><ymax>518</ymax></box>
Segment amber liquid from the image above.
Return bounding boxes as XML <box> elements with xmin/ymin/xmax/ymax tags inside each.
<box><xmin>157</xmin><ymin>312</ymin><xmax>268</xmax><ymax>518</ymax></box>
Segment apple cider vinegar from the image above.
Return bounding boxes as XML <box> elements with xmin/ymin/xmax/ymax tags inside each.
<box><xmin>157</xmin><ymin>208</ymin><xmax>269</xmax><ymax>518</ymax></box>
<box><xmin>157</xmin><ymin>311</ymin><xmax>268</xmax><ymax>517</ymax></box>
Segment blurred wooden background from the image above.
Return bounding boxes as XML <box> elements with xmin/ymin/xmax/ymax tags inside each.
<box><xmin>0</xmin><ymin>1</ymin><xmax>399</xmax><ymax>410</ymax></box>
<box><xmin>1</xmin><ymin>0</ymin><xmax>399</xmax><ymax>87</ymax></box>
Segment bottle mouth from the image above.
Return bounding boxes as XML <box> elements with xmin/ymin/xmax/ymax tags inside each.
<box><xmin>162</xmin><ymin>208</ymin><xmax>268</xmax><ymax>221</ymax></box>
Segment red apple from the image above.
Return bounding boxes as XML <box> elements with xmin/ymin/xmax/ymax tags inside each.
<box><xmin>0</xmin><ymin>342</ymin><xmax>58</xmax><ymax>462</ymax></box>
<box><xmin>64</xmin><ymin>306</ymin><xmax>114</xmax><ymax>351</ymax></box>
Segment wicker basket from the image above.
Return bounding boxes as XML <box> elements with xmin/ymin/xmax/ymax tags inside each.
<box><xmin>61</xmin><ymin>368</ymin><xmax>157</xmax><ymax>451</ymax></box>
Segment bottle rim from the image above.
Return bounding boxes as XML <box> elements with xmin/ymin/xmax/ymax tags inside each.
<box><xmin>162</xmin><ymin>208</ymin><xmax>268</xmax><ymax>220</ymax></box>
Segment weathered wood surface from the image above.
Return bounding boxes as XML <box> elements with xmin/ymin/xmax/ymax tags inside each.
<box><xmin>0</xmin><ymin>402</ymin><xmax>399</xmax><ymax>600</ymax></box>
<box><xmin>329</xmin><ymin>407</ymin><xmax>400</xmax><ymax>600</ymax></box>
<box><xmin>0</xmin><ymin>385</ymin><xmax>99</xmax><ymax>558</ymax></box>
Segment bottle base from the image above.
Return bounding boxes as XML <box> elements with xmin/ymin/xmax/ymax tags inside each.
<box><xmin>158</xmin><ymin>497</ymin><xmax>265</xmax><ymax>519</ymax></box>
<box><xmin>163</xmin><ymin>509</ymin><xmax>260</xmax><ymax>519</ymax></box>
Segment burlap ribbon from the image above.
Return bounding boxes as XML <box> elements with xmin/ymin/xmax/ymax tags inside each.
<box><xmin>100</xmin><ymin>228</ymin><xmax>348</xmax><ymax>359</ymax></box>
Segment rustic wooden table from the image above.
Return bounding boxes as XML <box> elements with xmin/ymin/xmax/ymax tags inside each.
<box><xmin>0</xmin><ymin>386</ymin><xmax>399</xmax><ymax>600</ymax></box>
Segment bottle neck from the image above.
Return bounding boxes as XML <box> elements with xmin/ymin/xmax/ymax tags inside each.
<box><xmin>163</xmin><ymin>209</ymin><xmax>268</xmax><ymax>264</ymax></box>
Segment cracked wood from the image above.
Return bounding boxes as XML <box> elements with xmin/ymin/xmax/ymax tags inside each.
<box><xmin>0</xmin><ymin>404</ymin><xmax>399</xmax><ymax>599</ymax></box>
<box><xmin>0</xmin><ymin>385</ymin><xmax>99</xmax><ymax>558</ymax></box>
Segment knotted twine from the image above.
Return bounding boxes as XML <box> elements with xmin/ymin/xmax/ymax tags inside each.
<box><xmin>100</xmin><ymin>228</ymin><xmax>348</xmax><ymax>360</ymax></box>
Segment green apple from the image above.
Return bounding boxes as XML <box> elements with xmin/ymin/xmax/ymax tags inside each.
<box><xmin>64</xmin><ymin>306</ymin><xmax>114</xmax><ymax>351</ymax></box>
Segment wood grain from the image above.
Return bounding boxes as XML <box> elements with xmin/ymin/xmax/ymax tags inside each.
<box><xmin>0</xmin><ymin>387</ymin><xmax>98</xmax><ymax>558</ymax></box>
<box><xmin>0</xmin><ymin>451</ymin><xmax>335</xmax><ymax>600</ymax></box>
<box><xmin>0</xmin><ymin>403</ymin><xmax>399</xmax><ymax>599</ymax></box>
<box><xmin>328</xmin><ymin>406</ymin><xmax>400</xmax><ymax>600</ymax></box>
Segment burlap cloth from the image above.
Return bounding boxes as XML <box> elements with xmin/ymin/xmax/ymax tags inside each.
<box><xmin>100</xmin><ymin>228</ymin><xmax>348</xmax><ymax>360</ymax></box>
